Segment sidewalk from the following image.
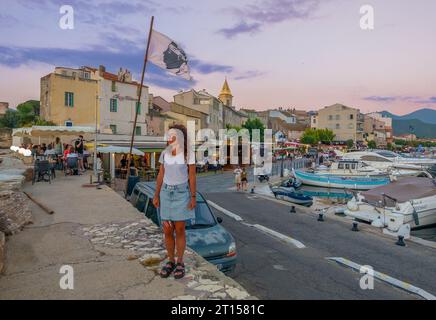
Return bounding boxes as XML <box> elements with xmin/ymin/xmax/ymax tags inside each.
<box><xmin>0</xmin><ymin>173</ymin><xmax>254</xmax><ymax>300</ymax></box>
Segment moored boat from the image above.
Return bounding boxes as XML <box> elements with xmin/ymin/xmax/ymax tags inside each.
<box><xmin>293</xmin><ymin>169</ymin><xmax>390</xmax><ymax>190</ymax></box>
<box><xmin>344</xmin><ymin>177</ymin><xmax>436</xmax><ymax>231</ymax></box>
<box><xmin>271</xmin><ymin>186</ymin><xmax>313</xmax><ymax>206</ymax></box>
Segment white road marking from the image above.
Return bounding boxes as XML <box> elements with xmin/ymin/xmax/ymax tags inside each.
<box><xmin>207</xmin><ymin>200</ymin><xmax>244</xmax><ymax>221</ymax></box>
<box><xmin>326</xmin><ymin>257</ymin><xmax>436</xmax><ymax>300</ymax></box>
<box><xmin>207</xmin><ymin>199</ymin><xmax>306</xmax><ymax>249</ymax></box>
<box><xmin>243</xmin><ymin>222</ymin><xmax>306</xmax><ymax>249</ymax></box>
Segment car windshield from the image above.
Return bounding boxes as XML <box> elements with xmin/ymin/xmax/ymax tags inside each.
<box><xmin>185</xmin><ymin>195</ymin><xmax>217</xmax><ymax>229</ymax></box>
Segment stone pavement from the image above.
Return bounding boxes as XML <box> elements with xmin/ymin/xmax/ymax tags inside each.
<box><xmin>0</xmin><ymin>172</ymin><xmax>255</xmax><ymax>300</ymax></box>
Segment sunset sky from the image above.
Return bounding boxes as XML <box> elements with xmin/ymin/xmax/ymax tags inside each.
<box><xmin>1</xmin><ymin>0</ymin><xmax>435</xmax><ymax>115</ymax></box>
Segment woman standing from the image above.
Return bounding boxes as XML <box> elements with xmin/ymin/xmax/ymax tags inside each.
<box><xmin>153</xmin><ymin>124</ymin><xmax>196</xmax><ymax>279</ymax></box>
<box><xmin>241</xmin><ymin>167</ymin><xmax>248</xmax><ymax>191</ymax></box>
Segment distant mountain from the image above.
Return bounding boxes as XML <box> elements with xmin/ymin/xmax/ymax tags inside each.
<box><xmin>378</xmin><ymin>108</ymin><xmax>436</xmax><ymax>138</ymax></box>
<box><xmin>392</xmin><ymin>119</ymin><xmax>436</xmax><ymax>138</ymax></box>
<box><xmin>380</xmin><ymin>108</ymin><xmax>436</xmax><ymax>124</ymax></box>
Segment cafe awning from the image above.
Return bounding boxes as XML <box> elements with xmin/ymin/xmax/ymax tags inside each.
<box><xmin>97</xmin><ymin>146</ymin><xmax>144</xmax><ymax>156</ymax></box>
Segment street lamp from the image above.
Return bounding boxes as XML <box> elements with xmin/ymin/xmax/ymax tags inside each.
<box><xmin>94</xmin><ymin>94</ymin><xmax>102</xmax><ymax>178</ymax></box>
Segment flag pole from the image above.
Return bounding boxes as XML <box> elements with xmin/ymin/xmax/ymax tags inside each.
<box><xmin>125</xmin><ymin>16</ymin><xmax>154</xmax><ymax>198</ymax></box>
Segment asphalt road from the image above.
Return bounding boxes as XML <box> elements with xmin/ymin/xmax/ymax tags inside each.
<box><xmin>203</xmin><ymin>191</ymin><xmax>436</xmax><ymax>300</ymax></box>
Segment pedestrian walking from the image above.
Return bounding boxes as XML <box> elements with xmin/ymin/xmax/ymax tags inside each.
<box><xmin>241</xmin><ymin>167</ymin><xmax>248</xmax><ymax>191</ymax></box>
<box><xmin>233</xmin><ymin>166</ymin><xmax>242</xmax><ymax>191</ymax></box>
<box><xmin>153</xmin><ymin>124</ymin><xmax>196</xmax><ymax>280</ymax></box>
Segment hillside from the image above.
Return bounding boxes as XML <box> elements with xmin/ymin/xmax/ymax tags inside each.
<box><xmin>381</xmin><ymin>108</ymin><xmax>436</xmax><ymax>124</ymax></box>
<box><xmin>392</xmin><ymin>119</ymin><xmax>436</xmax><ymax>138</ymax></box>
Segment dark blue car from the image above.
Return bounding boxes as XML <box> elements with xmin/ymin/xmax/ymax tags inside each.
<box><xmin>130</xmin><ymin>182</ymin><xmax>237</xmax><ymax>273</ymax></box>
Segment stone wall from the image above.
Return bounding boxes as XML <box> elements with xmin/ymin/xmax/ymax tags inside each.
<box><xmin>0</xmin><ymin>231</ymin><xmax>5</xmax><ymax>273</ymax></box>
<box><xmin>0</xmin><ymin>191</ymin><xmax>32</xmax><ymax>235</ymax></box>
<box><xmin>0</xmin><ymin>128</ymin><xmax>12</xmax><ymax>149</ymax></box>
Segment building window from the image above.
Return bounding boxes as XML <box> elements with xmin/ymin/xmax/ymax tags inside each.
<box><xmin>136</xmin><ymin>101</ymin><xmax>141</xmax><ymax>114</ymax></box>
<box><xmin>83</xmin><ymin>72</ymin><xmax>90</xmax><ymax>79</ymax></box>
<box><xmin>350</xmin><ymin>114</ymin><xmax>354</xmax><ymax>120</ymax></box>
<box><xmin>65</xmin><ymin>120</ymin><xmax>73</xmax><ymax>127</ymax></box>
<box><xmin>336</xmin><ymin>123</ymin><xmax>340</xmax><ymax>129</ymax></box>
<box><xmin>135</xmin><ymin>126</ymin><xmax>141</xmax><ymax>136</ymax></box>
<box><xmin>110</xmin><ymin>99</ymin><xmax>117</xmax><ymax>112</ymax></box>
<box><xmin>111</xmin><ymin>81</ymin><xmax>117</xmax><ymax>92</ymax></box>
<box><xmin>110</xmin><ymin>125</ymin><xmax>117</xmax><ymax>134</ymax></box>
<box><xmin>328</xmin><ymin>115</ymin><xmax>333</xmax><ymax>120</ymax></box>
<box><xmin>64</xmin><ymin>92</ymin><xmax>74</xmax><ymax>107</ymax></box>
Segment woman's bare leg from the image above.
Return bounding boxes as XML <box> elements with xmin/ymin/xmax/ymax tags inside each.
<box><xmin>162</xmin><ymin>221</ymin><xmax>175</xmax><ymax>262</ymax></box>
<box><xmin>174</xmin><ymin>221</ymin><xmax>186</xmax><ymax>263</ymax></box>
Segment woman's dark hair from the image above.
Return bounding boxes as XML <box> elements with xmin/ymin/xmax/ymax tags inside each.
<box><xmin>169</xmin><ymin>124</ymin><xmax>187</xmax><ymax>161</ymax></box>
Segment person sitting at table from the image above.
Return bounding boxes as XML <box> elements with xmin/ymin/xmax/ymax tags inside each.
<box><xmin>44</xmin><ymin>143</ymin><xmax>56</xmax><ymax>157</ymax></box>
<box><xmin>63</xmin><ymin>144</ymin><xmax>71</xmax><ymax>161</ymax></box>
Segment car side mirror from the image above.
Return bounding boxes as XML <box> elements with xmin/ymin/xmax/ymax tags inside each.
<box><xmin>217</xmin><ymin>217</ymin><xmax>223</xmax><ymax>224</ymax></box>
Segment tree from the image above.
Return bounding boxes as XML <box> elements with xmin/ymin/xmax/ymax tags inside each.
<box><xmin>367</xmin><ymin>140</ymin><xmax>377</xmax><ymax>149</ymax></box>
<box><xmin>300</xmin><ymin>128</ymin><xmax>319</xmax><ymax>145</ymax></box>
<box><xmin>242</xmin><ymin>118</ymin><xmax>265</xmax><ymax>142</ymax></box>
<box><xmin>0</xmin><ymin>100</ymin><xmax>53</xmax><ymax>129</ymax></box>
<box><xmin>300</xmin><ymin>128</ymin><xmax>335</xmax><ymax>146</ymax></box>
<box><xmin>16</xmin><ymin>100</ymin><xmax>40</xmax><ymax>127</ymax></box>
<box><xmin>346</xmin><ymin>139</ymin><xmax>354</xmax><ymax>149</ymax></box>
<box><xmin>317</xmin><ymin>128</ymin><xmax>335</xmax><ymax>144</ymax></box>
<box><xmin>0</xmin><ymin>109</ymin><xmax>19</xmax><ymax>128</ymax></box>
<box><xmin>387</xmin><ymin>142</ymin><xmax>393</xmax><ymax>150</ymax></box>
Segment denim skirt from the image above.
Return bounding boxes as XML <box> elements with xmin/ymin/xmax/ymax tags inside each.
<box><xmin>160</xmin><ymin>182</ymin><xmax>195</xmax><ymax>221</ymax></box>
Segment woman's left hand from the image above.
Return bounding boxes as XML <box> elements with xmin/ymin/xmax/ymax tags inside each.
<box><xmin>188</xmin><ymin>196</ymin><xmax>196</xmax><ymax>210</ymax></box>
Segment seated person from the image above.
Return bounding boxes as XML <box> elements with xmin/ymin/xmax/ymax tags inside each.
<box><xmin>44</xmin><ymin>144</ymin><xmax>57</xmax><ymax>157</ymax></box>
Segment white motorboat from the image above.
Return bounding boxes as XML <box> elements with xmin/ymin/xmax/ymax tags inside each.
<box><xmin>313</xmin><ymin>160</ymin><xmax>384</xmax><ymax>177</ymax></box>
<box><xmin>343</xmin><ymin>151</ymin><xmax>430</xmax><ymax>176</ymax></box>
<box><xmin>344</xmin><ymin>177</ymin><xmax>436</xmax><ymax>231</ymax></box>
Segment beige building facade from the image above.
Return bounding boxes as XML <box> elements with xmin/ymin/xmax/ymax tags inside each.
<box><xmin>40</xmin><ymin>65</ymin><xmax>149</xmax><ymax>135</ymax></box>
<box><xmin>316</xmin><ymin>103</ymin><xmax>364</xmax><ymax>143</ymax></box>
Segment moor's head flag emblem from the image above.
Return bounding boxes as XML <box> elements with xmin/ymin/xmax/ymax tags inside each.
<box><xmin>149</xmin><ymin>30</ymin><xmax>192</xmax><ymax>80</ymax></box>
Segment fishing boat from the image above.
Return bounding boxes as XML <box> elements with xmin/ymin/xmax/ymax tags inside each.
<box><xmin>271</xmin><ymin>186</ymin><xmax>313</xmax><ymax>206</ymax></box>
<box><xmin>292</xmin><ymin>169</ymin><xmax>390</xmax><ymax>190</ymax></box>
<box><xmin>344</xmin><ymin>177</ymin><xmax>436</xmax><ymax>231</ymax></box>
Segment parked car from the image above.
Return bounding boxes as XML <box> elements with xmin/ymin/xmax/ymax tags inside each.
<box><xmin>130</xmin><ymin>182</ymin><xmax>237</xmax><ymax>273</ymax></box>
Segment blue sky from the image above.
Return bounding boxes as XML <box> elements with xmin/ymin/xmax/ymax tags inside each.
<box><xmin>1</xmin><ymin>0</ymin><xmax>436</xmax><ymax>115</ymax></box>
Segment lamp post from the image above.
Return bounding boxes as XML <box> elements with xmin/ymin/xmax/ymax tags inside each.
<box><xmin>94</xmin><ymin>94</ymin><xmax>101</xmax><ymax>178</ymax></box>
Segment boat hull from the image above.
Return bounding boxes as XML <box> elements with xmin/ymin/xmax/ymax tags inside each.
<box><xmin>271</xmin><ymin>187</ymin><xmax>313</xmax><ymax>206</ymax></box>
<box><xmin>293</xmin><ymin>170</ymin><xmax>390</xmax><ymax>190</ymax></box>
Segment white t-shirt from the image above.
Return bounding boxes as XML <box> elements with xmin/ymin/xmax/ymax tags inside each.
<box><xmin>159</xmin><ymin>150</ymin><xmax>195</xmax><ymax>186</ymax></box>
<box><xmin>44</xmin><ymin>149</ymin><xmax>56</xmax><ymax>156</ymax></box>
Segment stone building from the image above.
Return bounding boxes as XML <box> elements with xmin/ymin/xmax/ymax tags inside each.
<box><xmin>315</xmin><ymin>103</ymin><xmax>364</xmax><ymax>143</ymax></box>
<box><xmin>40</xmin><ymin>65</ymin><xmax>149</xmax><ymax>135</ymax></box>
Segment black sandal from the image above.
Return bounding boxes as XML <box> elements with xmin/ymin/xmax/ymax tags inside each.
<box><xmin>160</xmin><ymin>261</ymin><xmax>176</xmax><ymax>278</ymax></box>
<box><xmin>174</xmin><ymin>262</ymin><xmax>185</xmax><ymax>279</ymax></box>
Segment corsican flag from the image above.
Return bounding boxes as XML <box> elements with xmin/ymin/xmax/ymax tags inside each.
<box><xmin>148</xmin><ymin>30</ymin><xmax>191</xmax><ymax>80</ymax></box>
